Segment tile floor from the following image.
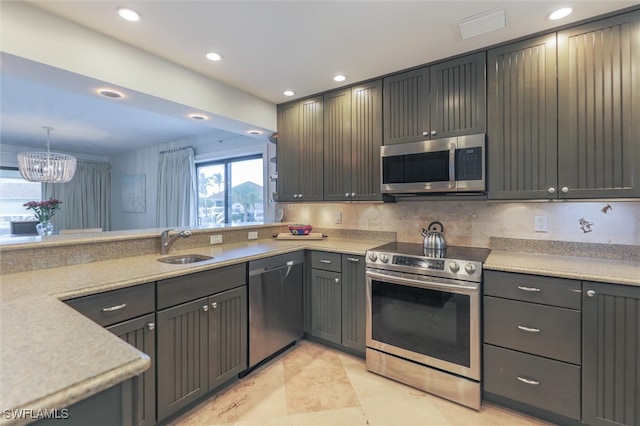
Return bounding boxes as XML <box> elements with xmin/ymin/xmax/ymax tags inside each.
<box><xmin>169</xmin><ymin>341</ymin><xmax>553</xmax><ymax>426</ymax></box>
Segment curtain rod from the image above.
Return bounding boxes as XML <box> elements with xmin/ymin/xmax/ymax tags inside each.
<box><xmin>159</xmin><ymin>146</ymin><xmax>194</xmax><ymax>154</ymax></box>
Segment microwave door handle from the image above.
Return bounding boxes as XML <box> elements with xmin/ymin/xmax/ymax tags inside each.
<box><xmin>449</xmin><ymin>142</ymin><xmax>456</xmax><ymax>189</ymax></box>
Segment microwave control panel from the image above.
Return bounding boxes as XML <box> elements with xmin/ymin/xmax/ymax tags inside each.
<box><xmin>455</xmin><ymin>147</ymin><xmax>483</xmax><ymax>181</ymax></box>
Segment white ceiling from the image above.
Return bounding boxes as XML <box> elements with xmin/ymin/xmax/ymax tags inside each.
<box><xmin>1</xmin><ymin>1</ymin><xmax>638</xmax><ymax>157</ymax></box>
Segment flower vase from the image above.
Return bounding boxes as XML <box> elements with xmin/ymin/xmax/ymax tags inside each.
<box><xmin>36</xmin><ymin>221</ymin><xmax>54</xmax><ymax>236</ymax></box>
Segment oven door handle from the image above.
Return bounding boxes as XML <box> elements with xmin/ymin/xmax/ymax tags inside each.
<box><xmin>366</xmin><ymin>270</ymin><xmax>478</xmax><ymax>293</ymax></box>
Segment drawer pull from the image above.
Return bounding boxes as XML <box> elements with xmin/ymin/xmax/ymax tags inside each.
<box><xmin>517</xmin><ymin>376</ymin><xmax>540</xmax><ymax>386</ymax></box>
<box><xmin>320</xmin><ymin>259</ymin><xmax>332</xmax><ymax>264</ymax></box>
<box><xmin>346</xmin><ymin>257</ymin><xmax>360</xmax><ymax>263</ymax></box>
<box><xmin>517</xmin><ymin>325</ymin><xmax>540</xmax><ymax>333</ymax></box>
<box><xmin>101</xmin><ymin>303</ymin><xmax>127</xmax><ymax>312</ymax></box>
<box><xmin>147</xmin><ymin>322</ymin><xmax>155</xmax><ymax>331</ymax></box>
<box><xmin>517</xmin><ymin>285</ymin><xmax>541</xmax><ymax>292</ymax></box>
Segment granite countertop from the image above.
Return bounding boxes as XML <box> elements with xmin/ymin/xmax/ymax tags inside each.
<box><xmin>485</xmin><ymin>250</ymin><xmax>640</xmax><ymax>286</ymax></box>
<box><xmin>0</xmin><ymin>236</ymin><xmax>385</xmax><ymax>425</ymax></box>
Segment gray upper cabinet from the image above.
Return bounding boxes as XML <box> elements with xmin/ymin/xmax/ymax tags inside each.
<box><xmin>277</xmin><ymin>96</ymin><xmax>324</xmax><ymax>202</ymax></box>
<box><xmin>324</xmin><ymin>80</ymin><xmax>383</xmax><ymax>202</ymax></box>
<box><xmin>582</xmin><ymin>282</ymin><xmax>640</xmax><ymax>426</ymax></box>
<box><xmin>383</xmin><ymin>52</ymin><xmax>486</xmax><ymax>145</ymax></box>
<box><xmin>487</xmin><ymin>35</ymin><xmax>558</xmax><ymax>200</ymax></box>
<box><xmin>557</xmin><ymin>10</ymin><xmax>640</xmax><ymax>198</ymax></box>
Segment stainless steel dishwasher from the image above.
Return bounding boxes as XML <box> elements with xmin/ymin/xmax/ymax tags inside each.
<box><xmin>248</xmin><ymin>251</ymin><xmax>304</xmax><ymax>368</ymax></box>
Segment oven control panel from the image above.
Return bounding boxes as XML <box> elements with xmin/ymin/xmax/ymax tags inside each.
<box><xmin>366</xmin><ymin>251</ymin><xmax>482</xmax><ymax>282</ymax></box>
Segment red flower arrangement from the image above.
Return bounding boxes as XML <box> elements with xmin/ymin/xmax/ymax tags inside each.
<box><xmin>23</xmin><ymin>198</ymin><xmax>62</xmax><ymax>223</ymax></box>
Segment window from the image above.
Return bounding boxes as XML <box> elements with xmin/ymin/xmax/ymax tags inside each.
<box><xmin>197</xmin><ymin>155</ymin><xmax>263</xmax><ymax>226</ymax></box>
<box><xmin>0</xmin><ymin>168</ymin><xmax>42</xmax><ymax>235</ymax></box>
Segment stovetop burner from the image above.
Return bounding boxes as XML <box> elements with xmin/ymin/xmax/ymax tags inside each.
<box><xmin>366</xmin><ymin>242</ymin><xmax>490</xmax><ymax>282</ymax></box>
<box><xmin>371</xmin><ymin>242</ymin><xmax>490</xmax><ymax>263</ymax></box>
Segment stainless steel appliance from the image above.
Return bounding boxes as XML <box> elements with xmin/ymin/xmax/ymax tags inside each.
<box><xmin>248</xmin><ymin>251</ymin><xmax>304</xmax><ymax>368</ymax></box>
<box><xmin>365</xmin><ymin>242</ymin><xmax>489</xmax><ymax>410</ymax></box>
<box><xmin>381</xmin><ymin>134</ymin><xmax>485</xmax><ymax>195</ymax></box>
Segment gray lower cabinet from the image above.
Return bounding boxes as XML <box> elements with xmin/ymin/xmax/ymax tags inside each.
<box><xmin>582</xmin><ymin>282</ymin><xmax>640</xmax><ymax>426</ymax></box>
<box><xmin>107</xmin><ymin>314</ymin><xmax>156</xmax><ymax>426</ymax></box>
<box><xmin>156</xmin><ymin>264</ymin><xmax>247</xmax><ymax>421</ymax></box>
<box><xmin>308</xmin><ymin>251</ymin><xmax>366</xmax><ymax>355</ymax></box>
<box><xmin>483</xmin><ymin>270</ymin><xmax>582</xmax><ymax>422</ymax></box>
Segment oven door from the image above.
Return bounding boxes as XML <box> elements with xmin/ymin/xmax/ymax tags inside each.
<box><xmin>366</xmin><ymin>269</ymin><xmax>480</xmax><ymax>380</ymax></box>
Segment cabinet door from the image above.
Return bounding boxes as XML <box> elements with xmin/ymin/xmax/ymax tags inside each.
<box><xmin>107</xmin><ymin>314</ymin><xmax>156</xmax><ymax>426</ymax></box>
<box><xmin>558</xmin><ymin>11</ymin><xmax>640</xmax><ymax>198</ymax></box>
<box><xmin>310</xmin><ymin>269</ymin><xmax>342</xmax><ymax>344</ymax></box>
<box><xmin>208</xmin><ymin>286</ymin><xmax>247</xmax><ymax>391</ymax></box>
<box><xmin>276</xmin><ymin>101</ymin><xmax>300</xmax><ymax>202</ymax></box>
<box><xmin>487</xmin><ymin>35</ymin><xmax>558</xmax><ymax>200</ymax></box>
<box><xmin>323</xmin><ymin>88</ymin><xmax>352</xmax><ymax>201</ymax></box>
<box><xmin>298</xmin><ymin>96</ymin><xmax>324</xmax><ymax>201</ymax></box>
<box><xmin>383</xmin><ymin>67</ymin><xmax>430</xmax><ymax>145</ymax></box>
<box><xmin>430</xmin><ymin>52</ymin><xmax>486</xmax><ymax>139</ymax></box>
<box><xmin>583</xmin><ymin>282</ymin><xmax>640</xmax><ymax>426</ymax></box>
<box><xmin>341</xmin><ymin>255</ymin><xmax>366</xmax><ymax>354</ymax></box>
<box><xmin>156</xmin><ymin>298</ymin><xmax>208</xmax><ymax>421</ymax></box>
<box><xmin>351</xmin><ymin>80</ymin><xmax>383</xmax><ymax>201</ymax></box>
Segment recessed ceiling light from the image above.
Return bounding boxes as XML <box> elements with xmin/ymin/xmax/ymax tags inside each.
<box><xmin>117</xmin><ymin>7</ymin><xmax>141</xmax><ymax>22</ymax></box>
<box><xmin>189</xmin><ymin>114</ymin><xmax>208</xmax><ymax>120</ymax></box>
<box><xmin>549</xmin><ymin>7</ymin><xmax>572</xmax><ymax>20</ymax></box>
<box><xmin>283</xmin><ymin>90</ymin><xmax>295</xmax><ymax>97</ymax></box>
<box><xmin>247</xmin><ymin>130</ymin><xmax>263</xmax><ymax>135</ymax></box>
<box><xmin>333</xmin><ymin>75</ymin><xmax>346</xmax><ymax>82</ymax></box>
<box><xmin>98</xmin><ymin>89</ymin><xmax>124</xmax><ymax>99</ymax></box>
<box><xmin>206</xmin><ymin>52</ymin><xmax>222</xmax><ymax>61</ymax></box>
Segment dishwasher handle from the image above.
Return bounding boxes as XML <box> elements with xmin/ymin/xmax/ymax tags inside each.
<box><xmin>249</xmin><ymin>259</ymin><xmax>304</xmax><ymax>276</ymax></box>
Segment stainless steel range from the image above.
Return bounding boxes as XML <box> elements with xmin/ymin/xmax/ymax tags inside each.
<box><xmin>365</xmin><ymin>242</ymin><xmax>490</xmax><ymax>410</ymax></box>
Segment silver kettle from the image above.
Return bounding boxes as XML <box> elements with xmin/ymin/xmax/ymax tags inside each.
<box><xmin>422</xmin><ymin>221</ymin><xmax>446</xmax><ymax>250</ymax></box>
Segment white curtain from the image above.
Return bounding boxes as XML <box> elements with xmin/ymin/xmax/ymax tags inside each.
<box><xmin>43</xmin><ymin>161</ymin><xmax>111</xmax><ymax>231</ymax></box>
<box><xmin>156</xmin><ymin>147</ymin><xmax>196</xmax><ymax>228</ymax></box>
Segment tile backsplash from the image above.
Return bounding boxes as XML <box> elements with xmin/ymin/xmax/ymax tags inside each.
<box><xmin>277</xmin><ymin>200</ymin><xmax>640</xmax><ymax>248</ymax></box>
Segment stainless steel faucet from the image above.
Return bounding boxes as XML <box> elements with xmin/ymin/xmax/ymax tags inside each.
<box><xmin>160</xmin><ymin>229</ymin><xmax>192</xmax><ymax>255</ymax></box>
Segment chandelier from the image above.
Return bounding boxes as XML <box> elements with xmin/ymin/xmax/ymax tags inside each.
<box><xmin>17</xmin><ymin>127</ymin><xmax>77</xmax><ymax>183</ymax></box>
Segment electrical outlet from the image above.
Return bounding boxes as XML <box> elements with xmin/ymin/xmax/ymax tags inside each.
<box><xmin>210</xmin><ymin>234</ymin><xmax>222</xmax><ymax>244</ymax></box>
<box><xmin>248</xmin><ymin>231</ymin><xmax>258</xmax><ymax>240</ymax></box>
<box><xmin>335</xmin><ymin>212</ymin><xmax>342</xmax><ymax>224</ymax></box>
<box><xmin>534</xmin><ymin>216</ymin><xmax>548</xmax><ymax>232</ymax></box>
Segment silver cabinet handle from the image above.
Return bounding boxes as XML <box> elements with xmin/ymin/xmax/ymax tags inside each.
<box><xmin>345</xmin><ymin>193</ymin><xmax>350</xmax><ymax>197</ymax></box>
<box><xmin>351</xmin><ymin>192</ymin><xmax>356</xmax><ymax>197</ymax></box>
<box><xmin>202</xmin><ymin>305</ymin><xmax>209</xmax><ymax>312</ymax></box>
<box><xmin>147</xmin><ymin>322</ymin><xmax>155</xmax><ymax>331</ymax></box>
<box><xmin>517</xmin><ymin>376</ymin><xmax>540</xmax><ymax>386</ymax></box>
<box><xmin>517</xmin><ymin>325</ymin><xmax>540</xmax><ymax>333</ymax></box>
<box><xmin>211</xmin><ymin>302</ymin><xmax>218</xmax><ymax>309</ymax></box>
<box><xmin>548</xmin><ymin>187</ymin><xmax>556</xmax><ymax>194</ymax></box>
<box><xmin>293</xmin><ymin>194</ymin><xmax>298</xmax><ymax>198</ymax></box>
<box><xmin>587</xmin><ymin>290</ymin><xmax>596</xmax><ymax>298</ymax></box>
<box><xmin>298</xmin><ymin>194</ymin><xmax>303</xmax><ymax>198</ymax></box>
<box><xmin>320</xmin><ymin>259</ymin><xmax>332</xmax><ymax>264</ymax></box>
<box><xmin>422</xmin><ymin>131</ymin><xmax>429</xmax><ymax>137</ymax></box>
<box><xmin>346</xmin><ymin>257</ymin><xmax>360</xmax><ymax>263</ymax></box>
<box><xmin>334</xmin><ymin>278</ymin><xmax>340</xmax><ymax>283</ymax></box>
<box><xmin>102</xmin><ymin>303</ymin><xmax>127</xmax><ymax>312</ymax></box>
<box><xmin>430</xmin><ymin>130</ymin><xmax>437</xmax><ymax>136</ymax></box>
<box><xmin>561</xmin><ymin>186</ymin><xmax>569</xmax><ymax>193</ymax></box>
<box><xmin>517</xmin><ymin>285</ymin><xmax>541</xmax><ymax>292</ymax></box>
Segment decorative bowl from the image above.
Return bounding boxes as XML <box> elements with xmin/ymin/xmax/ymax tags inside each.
<box><xmin>288</xmin><ymin>224</ymin><xmax>313</xmax><ymax>235</ymax></box>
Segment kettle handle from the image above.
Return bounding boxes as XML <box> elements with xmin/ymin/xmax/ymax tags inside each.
<box><xmin>427</xmin><ymin>221</ymin><xmax>444</xmax><ymax>233</ymax></box>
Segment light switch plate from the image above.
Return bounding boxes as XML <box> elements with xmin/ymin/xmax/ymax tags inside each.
<box><xmin>210</xmin><ymin>235</ymin><xmax>223</xmax><ymax>244</ymax></box>
<box><xmin>248</xmin><ymin>231</ymin><xmax>258</xmax><ymax>240</ymax></box>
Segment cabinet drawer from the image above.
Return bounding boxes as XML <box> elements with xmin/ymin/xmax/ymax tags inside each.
<box><xmin>66</xmin><ymin>283</ymin><xmax>155</xmax><ymax>327</ymax></box>
<box><xmin>311</xmin><ymin>251</ymin><xmax>342</xmax><ymax>272</ymax></box>
<box><xmin>157</xmin><ymin>263</ymin><xmax>246</xmax><ymax>309</ymax></box>
<box><xmin>484</xmin><ymin>270</ymin><xmax>581</xmax><ymax>309</ymax></box>
<box><xmin>484</xmin><ymin>296</ymin><xmax>581</xmax><ymax>364</ymax></box>
<box><xmin>484</xmin><ymin>344</ymin><xmax>581</xmax><ymax>420</ymax></box>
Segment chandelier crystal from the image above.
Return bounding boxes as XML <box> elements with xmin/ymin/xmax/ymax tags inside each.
<box><xmin>17</xmin><ymin>127</ymin><xmax>77</xmax><ymax>183</ymax></box>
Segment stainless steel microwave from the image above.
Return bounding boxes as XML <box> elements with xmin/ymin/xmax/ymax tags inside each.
<box><xmin>381</xmin><ymin>134</ymin><xmax>486</xmax><ymax>195</ymax></box>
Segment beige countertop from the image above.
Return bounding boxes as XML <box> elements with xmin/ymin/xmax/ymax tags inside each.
<box><xmin>0</xmin><ymin>236</ymin><xmax>384</xmax><ymax>425</ymax></box>
<box><xmin>485</xmin><ymin>250</ymin><xmax>640</xmax><ymax>286</ymax></box>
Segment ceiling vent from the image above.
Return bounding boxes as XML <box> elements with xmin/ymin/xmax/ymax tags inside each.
<box><xmin>454</xmin><ymin>8</ymin><xmax>507</xmax><ymax>40</ymax></box>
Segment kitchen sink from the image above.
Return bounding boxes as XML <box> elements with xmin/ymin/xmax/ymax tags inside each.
<box><xmin>157</xmin><ymin>254</ymin><xmax>213</xmax><ymax>264</ymax></box>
